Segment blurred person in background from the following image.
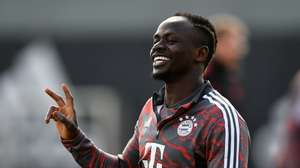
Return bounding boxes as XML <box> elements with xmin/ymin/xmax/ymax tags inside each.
<box><xmin>44</xmin><ymin>12</ymin><xmax>250</xmax><ymax>168</ymax></box>
<box><xmin>275</xmin><ymin>70</ymin><xmax>300</xmax><ymax>168</ymax></box>
<box><xmin>205</xmin><ymin>14</ymin><xmax>249</xmax><ymax>112</ymax></box>
<box><xmin>252</xmin><ymin>70</ymin><xmax>300</xmax><ymax>168</ymax></box>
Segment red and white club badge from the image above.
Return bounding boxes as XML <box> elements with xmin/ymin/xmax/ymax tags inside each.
<box><xmin>177</xmin><ymin>115</ymin><xmax>197</xmax><ymax>136</ymax></box>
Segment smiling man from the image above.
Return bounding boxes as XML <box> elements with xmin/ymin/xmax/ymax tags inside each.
<box><xmin>45</xmin><ymin>12</ymin><xmax>250</xmax><ymax>168</ymax></box>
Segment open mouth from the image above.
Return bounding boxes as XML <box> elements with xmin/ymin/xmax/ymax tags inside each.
<box><xmin>153</xmin><ymin>56</ymin><xmax>170</xmax><ymax>67</ymax></box>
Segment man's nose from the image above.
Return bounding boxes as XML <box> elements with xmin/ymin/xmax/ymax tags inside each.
<box><xmin>152</xmin><ymin>41</ymin><xmax>166</xmax><ymax>53</ymax></box>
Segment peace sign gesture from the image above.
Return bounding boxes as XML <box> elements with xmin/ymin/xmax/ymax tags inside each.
<box><xmin>45</xmin><ymin>84</ymin><xmax>78</xmax><ymax>140</ymax></box>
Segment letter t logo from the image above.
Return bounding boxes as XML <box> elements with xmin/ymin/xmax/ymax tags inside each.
<box><xmin>142</xmin><ymin>142</ymin><xmax>165</xmax><ymax>168</ymax></box>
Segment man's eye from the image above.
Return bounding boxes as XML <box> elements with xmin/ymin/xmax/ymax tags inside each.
<box><xmin>168</xmin><ymin>39</ymin><xmax>177</xmax><ymax>44</ymax></box>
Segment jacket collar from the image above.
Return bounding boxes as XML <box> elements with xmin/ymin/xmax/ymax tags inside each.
<box><xmin>152</xmin><ymin>80</ymin><xmax>212</xmax><ymax>110</ymax></box>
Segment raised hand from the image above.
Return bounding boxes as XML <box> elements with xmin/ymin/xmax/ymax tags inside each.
<box><xmin>45</xmin><ymin>84</ymin><xmax>78</xmax><ymax>140</ymax></box>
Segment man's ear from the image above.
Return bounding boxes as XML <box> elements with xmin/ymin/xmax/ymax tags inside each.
<box><xmin>194</xmin><ymin>45</ymin><xmax>209</xmax><ymax>63</ymax></box>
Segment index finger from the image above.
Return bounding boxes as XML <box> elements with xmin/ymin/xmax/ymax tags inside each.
<box><xmin>45</xmin><ymin>88</ymin><xmax>65</xmax><ymax>107</ymax></box>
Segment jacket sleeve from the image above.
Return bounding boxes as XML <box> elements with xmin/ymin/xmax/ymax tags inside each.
<box><xmin>61</xmin><ymin>124</ymin><xmax>140</xmax><ymax>168</ymax></box>
<box><xmin>205</xmin><ymin>113</ymin><xmax>250</xmax><ymax>168</ymax></box>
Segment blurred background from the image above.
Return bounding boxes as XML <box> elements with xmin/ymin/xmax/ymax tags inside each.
<box><xmin>0</xmin><ymin>0</ymin><xmax>299</xmax><ymax>167</ymax></box>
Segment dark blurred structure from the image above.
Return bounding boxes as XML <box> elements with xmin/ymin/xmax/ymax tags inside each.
<box><xmin>205</xmin><ymin>14</ymin><xmax>249</xmax><ymax>112</ymax></box>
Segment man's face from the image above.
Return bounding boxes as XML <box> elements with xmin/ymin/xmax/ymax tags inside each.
<box><xmin>150</xmin><ymin>16</ymin><xmax>199</xmax><ymax>82</ymax></box>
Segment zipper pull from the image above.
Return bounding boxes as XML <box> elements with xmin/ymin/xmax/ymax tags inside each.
<box><xmin>156</xmin><ymin>130</ymin><xmax>160</xmax><ymax>138</ymax></box>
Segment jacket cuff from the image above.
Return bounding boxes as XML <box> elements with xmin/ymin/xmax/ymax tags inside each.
<box><xmin>61</xmin><ymin>129</ymin><xmax>84</xmax><ymax>149</ymax></box>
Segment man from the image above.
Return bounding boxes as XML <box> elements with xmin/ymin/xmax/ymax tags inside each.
<box><xmin>274</xmin><ymin>70</ymin><xmax>300</xmax><ymax>168</ymax></box>
<box><xmin>204</xmin><ymin>14</ymin><xmax>249</xmax><ymax>112</ymax></box>
<box><xmin>45</xmin><ymin>12</ymin><xmax>250</xmax><ymax>168</ymax></box>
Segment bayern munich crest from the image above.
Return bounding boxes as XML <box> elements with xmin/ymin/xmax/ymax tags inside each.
<box><xmin>177</xmin><ymin>115</ymin><xmax>197</xmax><ymax>136</ymax></box>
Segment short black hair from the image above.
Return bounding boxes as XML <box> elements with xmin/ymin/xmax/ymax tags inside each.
<box><xmin>174</xmin><ymin>12</ymin><xmax>217</xmax><ymax>68</ymax></box>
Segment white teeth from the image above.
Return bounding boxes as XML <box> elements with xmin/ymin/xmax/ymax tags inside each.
<box><xmin>154</xmin><ymin>56</ymin><xmax>170</xmax><ymax>62</ymax></box>
<box><xmin>153</xmin><ymin>60</ymin><xmax>166</xmax><ymax>66</ymax></box>
<box><xmin>153</xmin><ymin>56</ymin><xmax>170</xmax><ymax>66</ymax></box>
